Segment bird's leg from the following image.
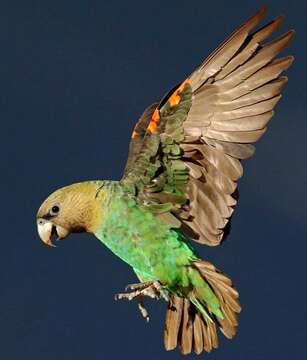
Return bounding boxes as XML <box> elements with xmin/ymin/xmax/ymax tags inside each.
<box><xmin>114</xmin><ymin>280</ymin><xmax>169</xmax><ymax>321</ymax></box>
<box><xmin>151</xmin><ymin>281</ymin><xmax>169</xmax><ymax>302</ymax></box>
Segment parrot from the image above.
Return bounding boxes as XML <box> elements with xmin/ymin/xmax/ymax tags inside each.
<box><xmin>36</xmin><ymin>6</ymin><xmax>294</xmax><ymax>355</ymax></box>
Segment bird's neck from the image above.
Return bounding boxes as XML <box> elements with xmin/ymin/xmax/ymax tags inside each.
<box><xmin>66</xmin><ymin>180</ymin><xmax>117</xmax><ymax>234</ymax></box>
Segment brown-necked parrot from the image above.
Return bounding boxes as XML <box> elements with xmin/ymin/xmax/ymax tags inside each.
<box><xmin>36</xmin><ymin>6</ymin><xmax>294</xmax><ymax>355</ymax></box>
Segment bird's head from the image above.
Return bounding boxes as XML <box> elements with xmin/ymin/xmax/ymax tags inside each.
<box><xmin>36</xmin><ymin>182</ymin><xmax>103</xmax><ymax>247</ymax></box>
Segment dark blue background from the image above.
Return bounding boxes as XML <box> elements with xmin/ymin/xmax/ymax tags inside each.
<box><xmin>1</xmin><ymin>1</ymin><xmax>306</xmax><ymax>359</ymax></box>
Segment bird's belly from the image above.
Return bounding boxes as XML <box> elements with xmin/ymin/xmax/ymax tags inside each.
<box><xmin>94</xmin><ymin>196</ymin><xmax>195</xmax><ymax>284</ymax></box>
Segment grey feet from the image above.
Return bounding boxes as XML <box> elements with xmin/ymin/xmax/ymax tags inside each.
<box><xmin>114</xmin><ymin>280</ymin><xmax>169</xmax><ymax>322</ymax></box>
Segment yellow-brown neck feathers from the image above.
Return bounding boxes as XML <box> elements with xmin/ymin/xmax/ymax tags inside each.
<box><xmin>37</xmin><ymin>181</ymin><xmax>106</xmax><ymax>233</ymax></box>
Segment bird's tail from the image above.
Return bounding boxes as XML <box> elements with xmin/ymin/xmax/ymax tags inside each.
<box><xmin>164</xmin><ymin>259</ymin><xmax>241</xmax><ymax>355</ymax></box>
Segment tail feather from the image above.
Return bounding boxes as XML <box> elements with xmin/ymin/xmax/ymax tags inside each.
<box><xmin>164</xmin><ymin>296</ymin><xmax>184</xmax><ymax>350</ymax></box>
<box><xmin>180</xmin><ymin>299</ymin><xmax>193</xmax><ymax>354</ymax></box>
<box><xmin>192</xmin><ymin>312</ymin><xmax>204</xmax><ymax>354</ymax></box>
<box><xmin>164</xmin><ymin>259</ymin><xmax>241</xmax><ymax>354</ymax></box>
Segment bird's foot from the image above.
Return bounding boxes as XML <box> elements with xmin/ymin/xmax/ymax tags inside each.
<box><xmin>137</xmin><ymin>296</ymin><xmax>150</xmax><ymax>322</ymax></box>
<box><xmin>114</xmin><ymin>280</ymin><xmax>169</xmax><ymax>321</ymax></box>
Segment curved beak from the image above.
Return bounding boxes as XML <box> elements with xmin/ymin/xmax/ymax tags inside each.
<box><xmin>37</xmin><ymin>218</ymin><xmax>69</xmax><ymax>247</ymax></box>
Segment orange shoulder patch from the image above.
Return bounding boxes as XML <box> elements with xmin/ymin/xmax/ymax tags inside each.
<box><xmin>168</xmin><ymin>79</ymin><xmax>190</xmax><ymax>107</ymax></box>
<box><xmin>147</xmin><ymin>108</ymin><xmax>160</xmax><ymax>133</ymax></box>
<box><xmin>146</xmin><ymin>79</ymin><xmax>190</xmax><ymax>134</ymax></box>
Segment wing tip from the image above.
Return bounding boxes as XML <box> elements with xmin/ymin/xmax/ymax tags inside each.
<box><xmin>255</xmin><ymin>5</ymin><xmax>268</xmax><ymax>17</ymax></box>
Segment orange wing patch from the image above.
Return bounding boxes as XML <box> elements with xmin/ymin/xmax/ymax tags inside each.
<box><xmin>147</xmin><ymin>79</ymin><xmax>190</xmax><ymax>134</ymax></box>
<box><xmin>168</xmin><ymin>79</ymin><xmax>190</xmax><ymax>107</ymax></box>
<box><xmin>147</xmin><ymin>109</ymin><xmax>160</xmax><ymax>133</ymax></box>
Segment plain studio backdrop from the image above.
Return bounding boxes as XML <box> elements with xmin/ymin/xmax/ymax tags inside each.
<box><xmin>1</xmin><ymin>0</ymin><xmax>306</xmax><ymax>359</ymax></box>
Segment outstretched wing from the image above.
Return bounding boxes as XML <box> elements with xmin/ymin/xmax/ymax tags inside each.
<box><xmin>121</xmin><ymin>7</ymin><xmax>294</xmax><ymax>246</ymax></box>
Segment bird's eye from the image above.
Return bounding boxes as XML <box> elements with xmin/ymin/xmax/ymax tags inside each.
<box><xmin>50</xmin><ymin>205</ymin><xmax>60</xmax><ymax>216</ymax></box>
